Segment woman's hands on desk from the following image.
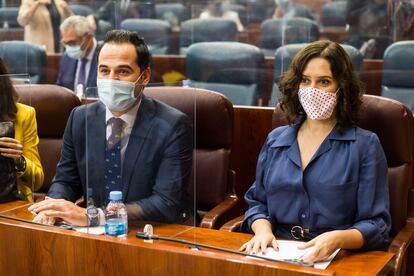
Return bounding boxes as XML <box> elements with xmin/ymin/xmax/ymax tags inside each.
<box><xmin>298</xmin><ymin>229</ymin><xmax>364</xmax><ymax>263</ymax></box>
<box><xmin>239</xmin><ymin>219</ymin><xmax>279</xmax><ymax>254</ymax></box>
<box><xmin>29</xmin><ymin>197</ymin><xmax>88</xmax><ymax>226</ymax></box>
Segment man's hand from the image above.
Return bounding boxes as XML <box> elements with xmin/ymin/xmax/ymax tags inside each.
<box><xmin>32</xmin><ymin>212</ymin><xmax>56</xmax><ymax>225</ymax></box>
<box><xmin>29</xmin><ymin>198</ymin><xmax>88</xmax><ymax>226</ymax></box>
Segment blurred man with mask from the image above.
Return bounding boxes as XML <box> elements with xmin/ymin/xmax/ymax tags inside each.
<box><xmin>56</xmin><ymin>15</ymin><xmax>98</xmax><ymax>93</ymax></box>
<box><xmin>30</xmin><ymin>30</ymin><xmax>193</xmax><ymax>227</ymax></box>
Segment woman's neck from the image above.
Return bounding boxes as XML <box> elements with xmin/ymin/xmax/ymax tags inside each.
<box><xmin>300</xmin><ymin>117</ymin><xmax>337</xmax><ymax>134</ymax></box>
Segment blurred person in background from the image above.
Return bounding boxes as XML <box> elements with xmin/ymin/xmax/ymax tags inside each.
<box><xmin>18</xmin><ymin>0</ymin><xmax>73</xmax><ymax>53</ymax></box>
<box><xmin>56</xmin><ymin>15</ymin><xmax>98</xmax><ymax>93</ymax></box>
<box><xmin>200</xmin><ymin>0</ymin><xmax>244</xmax><ymax>31</ymax></box>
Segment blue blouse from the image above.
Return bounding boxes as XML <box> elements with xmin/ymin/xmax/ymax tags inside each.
<box><xmin>243</xmin><ymin>124</ymin><xmax>391</xmax><ymax>250</ymax></box>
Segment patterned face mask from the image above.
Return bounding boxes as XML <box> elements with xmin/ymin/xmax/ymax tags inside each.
<box><xmin>298</xmin><ymin>87</ymin><xmax>338</xmax><ymax>120</ymax></box>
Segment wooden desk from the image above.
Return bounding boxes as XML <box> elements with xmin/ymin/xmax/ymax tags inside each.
<box><xmin>0</xmin><ymin>201</ymin><xmax>395</xmax><ymax>275</ymax></box>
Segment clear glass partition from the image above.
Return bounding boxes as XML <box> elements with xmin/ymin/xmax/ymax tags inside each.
<box><xmin>84</xmin><ymin>81</ymin><xmax>196</xmax><ymax>238</ymax></box>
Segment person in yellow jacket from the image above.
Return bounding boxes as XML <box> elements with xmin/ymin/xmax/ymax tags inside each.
<box><xmin>0</xmin><ymin>58</ymin><xmax>44</xmax><ymax>201</ymax></box>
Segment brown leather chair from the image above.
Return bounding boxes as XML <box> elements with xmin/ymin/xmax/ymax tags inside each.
<box><xmin>144</xmin><ymin>86</ymin><xmax>237</xmax><ymax>229</ymax></box>
<box><xmin>14</xmin><ymin>84</ymin><xmax>81</xmax><ymax>193</ymax></box>
<box><xmin>221</xmin><ymin>94</ymin><xmax>414</xmax><ymax>275</ymax></box>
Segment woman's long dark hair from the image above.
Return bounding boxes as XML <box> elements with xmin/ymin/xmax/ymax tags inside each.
<box><xmin>279</xmin><ymin>40</ymin><xmax>364</xmax><ymax>128</ymax></box>
<box><xmin>0</xmin><ymin>58</ymin><xmax>18</xmax><ymax>121</ymax></box>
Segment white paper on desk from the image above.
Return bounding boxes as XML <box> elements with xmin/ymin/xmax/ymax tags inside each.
<box><xmin>250</xmin><ymin>240</ymin><xmax>340</xmax><ymax>270</ymax></box>
<box><xmin>74</xmin><ymin>226</ymin><xmax>105</xmax><ymax>235</ymax></box>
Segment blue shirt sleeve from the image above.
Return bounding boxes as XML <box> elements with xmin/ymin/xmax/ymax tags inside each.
<box><xmin>241</xmin><ymin>136</ymin><xmax>272</xmax><ymax>232</ymax></box>
<box><xmin>351</xmin><ymin>133</ymin><xmax>391</xmax><ymax>250</ymax></box>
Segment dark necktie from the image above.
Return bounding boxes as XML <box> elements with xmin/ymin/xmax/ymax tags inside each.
<box><xmin>77</xmin><ymin>58</ymin><xmax>88</xmax><ymax>87</ymax></box>
<box><xmin>104</xmin><ymin>117</ymin><xmax>124</xmax><ymax>196</ymax></box>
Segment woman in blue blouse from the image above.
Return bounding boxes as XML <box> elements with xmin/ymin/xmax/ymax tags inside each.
<box><xmin>240</xmin><ymin>40</ymin><xmax>391</xmax><ymax>262</ymax></box>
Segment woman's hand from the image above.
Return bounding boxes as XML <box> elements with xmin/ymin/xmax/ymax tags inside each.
<box><xmin>298</xmin><ymin>229</ymin><xmax>364</xmax><ymax>263</ymax></box>
<box><xmin>239</xmin><ymin>232</ymin><xmax>279</xmax><ymax>255</ymax></box>
<box><xmin>0</xmin><ymin>137</ymin><xmax>23</xmax><ymax>164</ymax></box>
<box><xmin>29</xmin><ymin>198</ymin><xmax>88</xmax><ymax>226</ymax></box>
<box><xmin>298</xmin><ymin>231</ymin><xmax>342</xmax><ymax>262</ymax></box>
<box><xmin>239</xmin><ymin>219</ymin><xmax>279</xmax><ymax>254</ymax></box>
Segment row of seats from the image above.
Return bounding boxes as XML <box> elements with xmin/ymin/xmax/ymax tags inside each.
<box><xmin>14</xmin><ymin>83</ymin><xmax>414</xmax><ymax>275</ymax></box>
<box><xmin>0</xmin><ymin>1</ymin><xmax>348</xmax><ymax>30</ymax></box>
<box><xmin>120</xmin><ymin>17</ymin><xmax>320</xmax><ymax>56</ymax></box>
<box><xmin>2</xmin><ymin>39</ymin><xmax>414</xmax><ymax>110</ymax></box>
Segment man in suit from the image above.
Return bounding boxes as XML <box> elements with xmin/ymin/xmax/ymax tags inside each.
<box><xmin>30</xmin><ymin>29</ymin><xmax>193</xmax><ymax>226</ymax></box>
<box><xmin>56</xmin><ymin>15</ymin><xmax>98</xmax><ymax>93</ymax></box>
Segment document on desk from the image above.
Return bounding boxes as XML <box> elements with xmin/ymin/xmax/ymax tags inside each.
<box><xmin>250</xmin><ymin>240</ymin><xmax>340</xmax><ymax>270</ymax></box>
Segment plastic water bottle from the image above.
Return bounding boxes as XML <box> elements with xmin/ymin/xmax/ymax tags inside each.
<box><xmin>104</xmin><ymin>191</ymin><xmax>128</xmax><ymax>237</ymax></box>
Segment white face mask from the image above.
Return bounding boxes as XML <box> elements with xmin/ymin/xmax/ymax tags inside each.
<box><xmin>298</xmin><ymin>87</ymin><xmax>338</xmax><ymax>120</ymax></box>
<box><xmin>97</xmin><ymin>71</ymin><xmax>145</xmax><ymax>112</ymax></box>
<box><xmin>65</xmin><ymin>44</ymin><xmax>86</xmax><ymax>60</ymax></box>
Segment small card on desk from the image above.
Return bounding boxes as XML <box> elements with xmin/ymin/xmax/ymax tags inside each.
<box><xmin>74</xmin><ymin>226</ymin><xmax>105</xmax><ymax>235</ymax></box>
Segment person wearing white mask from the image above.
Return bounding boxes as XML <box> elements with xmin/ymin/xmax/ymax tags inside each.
<box><xmin>56</xmin><ymin>15</ymin><xmax>98</xmax><ymax>93</ymax></box>
<box><xmin>29</xmin><ymin>30</ymin><xmax>193</xmax><ymax>227</ymax></box>
<box><xmin>240</xmin><ymin>40</ymin><xmax>390</xmax><ymax>262</ymax></box>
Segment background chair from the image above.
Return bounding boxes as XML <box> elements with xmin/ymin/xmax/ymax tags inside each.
<box><xmin>15</xmin><ymin>84</ymin><xmax>81</xmax><ymax>193</ymax></box>
<box><xmin>0</xmin><ymin>41</ymin><xmax>46</xmax><ymax>84</ymax></box>
<box><xmin>320</xmin><ymin>1</ymin><xmax>347</xmax><ymax>28</ymax></box>
<box><xmin>120</xmin><ymin>19</ymin><xmax>172</xmax><ymax>55</ymax></box>
<box><xmin>144</xmin><ymin>86</ymin><xmax>237</xmax><ymax>229</ymax></box>
<box><xmin>179</xmin><ymin>18</ymin><xmax>238</xmax><ymax>55</ymax></box>
<box><xmin>185</xmin><ymin>41</ymin><xmax>265</xmax><ymax>106</ymax></box>
<box><xmin>0</xmin><ymin>7</ymin><xmax>20</xmax><ymax>28</ymax></box>
<box><xmin>68</xmin><ymin>4</ymin><xmax>93</xmax><ymax>17</ymax></box>
<box><xmin>222</xmin><ymin>94</ymin><xmax>414</xmax><ymax>276</ymax></box>
<box><xmin>381</xmin><ymin>41</ymin><xmax>414</xmax><ymax>112</ymax></box>
<box><xmin>154</xmin><ymin>3</ymin><xmax>189</xmax><ymax>25</ymax></box>
<box><xmin>268</xmin><ymin>43</ymin><xmax>363</xmax><ymax>107</ymax></box>
<box><xmin>260</xmin><ymin>18</ymin><xmax>320</xmax><ymax>57</ymax></box>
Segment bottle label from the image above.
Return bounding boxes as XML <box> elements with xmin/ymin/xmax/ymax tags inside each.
<box><xmin>105</xmin><ymin>218</ymin><xmax>127</xmax><ymax>237</ymax></box>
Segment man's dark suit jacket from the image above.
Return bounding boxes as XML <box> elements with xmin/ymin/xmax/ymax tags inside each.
<box><xmin>55</xmin><ymin>47</ymin><xmax>98</xmax><ymax>92</ymax></box>
<box><xmin>47</xmin><ymin>96</ymin><xmax>194</xmax><ymax>223</ymax></box>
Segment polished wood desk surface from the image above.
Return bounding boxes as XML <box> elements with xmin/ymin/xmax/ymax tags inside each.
<box><xmin>0</xmin><ymin>201</ymin><xmax>394</xmax><ymax>275</ymax></box>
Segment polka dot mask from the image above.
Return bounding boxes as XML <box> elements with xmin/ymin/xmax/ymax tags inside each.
<box><xmin>298</xmin><ymin>87</ymin><xmax>338</xmax><ymax>120</ymax></box>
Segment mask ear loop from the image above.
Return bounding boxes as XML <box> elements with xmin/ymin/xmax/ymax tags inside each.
<box><xmin>133</xmin><ymin>70</ymin><xmax>147</xmax><ymax>98</ymax></box>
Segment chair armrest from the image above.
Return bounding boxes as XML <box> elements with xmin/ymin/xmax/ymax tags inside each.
<box><xmin>220</xmin><ymin>215</ymin><xmax>244</xmax><ymax>232</ymax></box>
<box><xmin>199</xmin><ymin>195</ymin><xmax>238</xmax><ymax>229</ymax></box>
<box><xmin>388</xmin><ymin>219</ymin><xmax>414</xmax><ymax>276</ymax></box>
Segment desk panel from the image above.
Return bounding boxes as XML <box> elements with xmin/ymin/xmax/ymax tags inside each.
<box><xmin>0</xmin><ymin>202</ymin><xmax>394</xmax><ymax>276</ymax></box>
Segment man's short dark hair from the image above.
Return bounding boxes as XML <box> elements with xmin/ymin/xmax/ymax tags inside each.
<box><xmin>97</xmin><ymin>29</ymin><xmax>152</xmax><ymax>71</ymax></box>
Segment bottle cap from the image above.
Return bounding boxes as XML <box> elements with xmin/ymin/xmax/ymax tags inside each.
<box><xmin>87</xmin><ymin>187</ymin><xmax>93</xmax><ymax>197</ymax></box>
<box><xmin>109</xmin><ymin>191</ymin><xmax>122</xmax><ymax>201</ymax></box>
